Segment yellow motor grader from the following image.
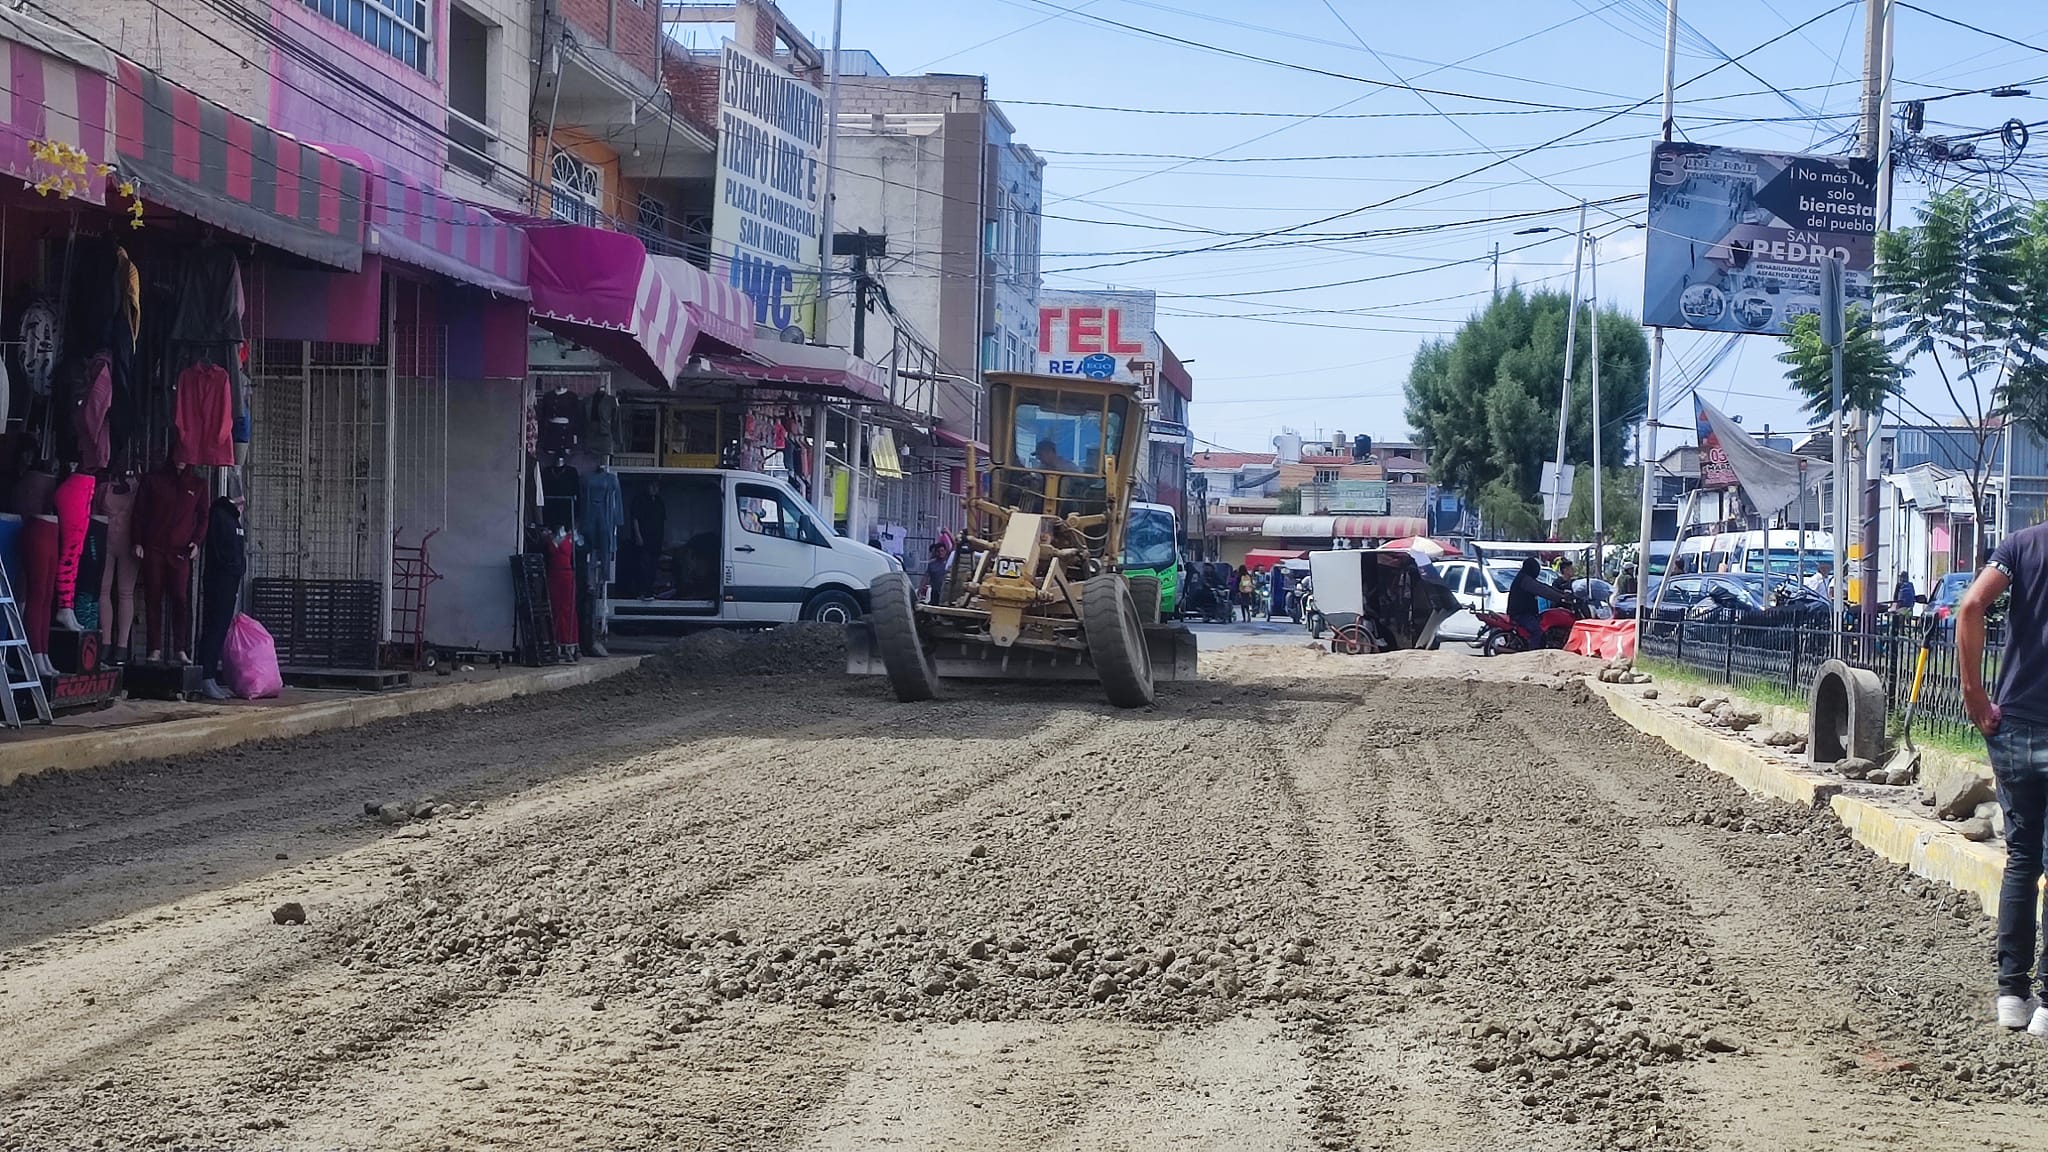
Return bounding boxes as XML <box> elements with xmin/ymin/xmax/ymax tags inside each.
<box><xmin>848</xmin><ymin>372</ymin><xmax>1198</xmax><ymax>707</ymax></box>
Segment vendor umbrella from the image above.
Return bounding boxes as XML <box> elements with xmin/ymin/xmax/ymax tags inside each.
<box><xmin>1382</xmin><ymin>536</ymin><xmax>1459</xmax><ymax>558</ymax></box>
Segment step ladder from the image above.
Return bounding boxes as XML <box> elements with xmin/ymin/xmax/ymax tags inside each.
<box><xmin>0</xmin><ymin>559</ymin><xmax>51</xmax><ymax>727</ymax></box>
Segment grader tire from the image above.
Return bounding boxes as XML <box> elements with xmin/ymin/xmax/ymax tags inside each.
<box><xmin>1128</xmin><ymin>575</ymin><xmax>1163</xmax><ymax>624</ymax></box>
<box><xmin>869</xmin><ymin>573</ymin><xmax>938</xmax><ymax>702</ymax></box>
<box><xmin>1083</xmin><ymin>574</ymin><xmax>1155</xmax><ymax>708</ymax></box>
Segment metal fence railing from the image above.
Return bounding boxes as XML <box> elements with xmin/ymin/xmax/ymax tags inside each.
<box><xmin>1637</xmin><ymin>616</ymin><xmax>2006</xmax><ymax>742</ymax></box>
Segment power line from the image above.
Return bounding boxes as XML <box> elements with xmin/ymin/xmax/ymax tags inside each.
<box><xmin>1897</xmin><ymin>3</ymin><xmax>2048</xmax><ymax>57</ymax></box>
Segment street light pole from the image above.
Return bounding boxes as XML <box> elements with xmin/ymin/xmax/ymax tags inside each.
<box><xmin>1588</xmin><ymin>231</ymin><xmax>1604</xmax><ymax>577</ymax></box>
<box><xmin>1548</xmin><ymin>202</ymin><xmax>1588</xmax><ymax>539</ymax></box>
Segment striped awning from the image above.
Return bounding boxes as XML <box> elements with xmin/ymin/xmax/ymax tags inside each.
<box><xmin>528</xmin><ymin>222</ymin><xmax>691</xmax><ymax>390</ymax></box>
<box><xmin>327</xmin><ymin>146</ymin><xmax>527</xmax><ymax>298</ymax></box>
<box><xmin>0</xmin><ymin>9</ymin><xmax>113</xmax><ymax>204</ymax></box>
<box><xmin>114</xmin><ymin>59</ymin><xmax>364</xmax><ymax>270</ymax></box>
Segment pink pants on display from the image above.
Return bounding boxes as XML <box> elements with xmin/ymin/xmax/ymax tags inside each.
<box><xmin>20</xmin><ymin>515</ymin><xmax>57</xmax><ymax>654</ymax></box>
<box><xmin>53</xmin><ymin>473</ymin><xmax>95</xmax><ymax>609</ymax></box>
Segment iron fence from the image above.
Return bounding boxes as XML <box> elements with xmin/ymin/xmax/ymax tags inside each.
<box><xmin>1638</xmin><ymin>616</ymin><xmax>2005</xmax><ymax>742</ymax></box>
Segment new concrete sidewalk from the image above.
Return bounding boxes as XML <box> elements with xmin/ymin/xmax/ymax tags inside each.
<box><xmin>0</xmin><ymin>657</ymin><xmax>647</xmax><ymax>787</ymax></box>
<box><xmin>1593</xmin><ymin>677</ymin><xmax>2007</xmax><ymax>917</ymax></box>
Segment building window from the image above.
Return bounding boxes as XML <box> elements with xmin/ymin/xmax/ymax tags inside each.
<box><xmin>550</xmin><ymin>149</ymin><xmax>602</xmax><ymax>226</ymax></box>
<box><xmin>304</xmin><ymin>0</ymin><xmax>429</xmax><ymax>72</ymax></box>
<box><xmin>637</xmin><ymin>194</ymin><xmax>669</xmax><ymax>235</ymax></box>
<box><xmin>446</xmin><ymin>6</ymin><xmax>492</xmax><ymax>179</ymax></box>
<box><xmin>1314</xmin><ymin>468</ymin><xmax>1337</xmax><ymax>484</ymax></box>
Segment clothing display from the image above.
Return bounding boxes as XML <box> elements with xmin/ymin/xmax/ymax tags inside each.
<box><xmin>196</xmin><ymin>497</ymin><xmax>245</xmax><ymax>680</ymax></box>
<box><xmin>76</xmin><ymin>518</ymin><xmax>106</xmax><ymax>633</ymax></box>
<box><xmin>172</xmin><ymin>361</ymin><xmax>235</xmax><ymax>466</ymax></box>
<box><xmin>545</xmin><ymin>531</ymin><xmax>578</xmax><ymax>650</ymax></box>
<box><xmin>137</xmin><ymin>463</ymin><xmax>209</xmax><ymax>659</ymax></box>
<box><xmin>97</xmin><ymin>477</ymin><xmax>137</xmax><ymax>651</ymax></box>
<box><xmin>13</xmin><ymin>469</ymin><xmax>55</xmax><ymax>518</ymax></box>
<box><xmin>537</xmin><ymin>389</ymin><xmax>584</xmax><ymax>455</ymax></box>
<box><xmin>541</xmin><ymin>461</ymin><xmax>579</xmax><ymax>531</ymax></box>
<box><xmin>52</xmin><ymin>471</ymin><xmax>94</xmax><ymax>610</ymax></box>
<box><xmin>168</xmin><ymin>247</ymin><xmax>245</xmax><ymax>345</ymax></box>
<box><xmin>586</xmin><ymin>390</ymin><xmax>619</xmax><ymax>455</ymax></box>
<box><xmin>580</xmin><ymin>468</ymin><xmax>625</xmax><ymax>564</ymax></box>
<box><xmin>72</xmin><ymin>354</ymin><xmax>112</xmax><ymax>469</ymax></box>
<box><xmin>20</xmin><ymin>514</ymin><xmax>56</xmax><ymax>654</ymax></box>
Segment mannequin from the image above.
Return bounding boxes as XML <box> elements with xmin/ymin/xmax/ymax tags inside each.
<box><xmin>540</xmin><ymin>454</ymin><xmax>579</xmax><ymax>530</ymax></box>
<box><xmin>545</xmin><ymin>525</ymin><xmax>578</xmax><ymax>657</ymax></box>
<box><xmin>77</xmin><ymin>514</ymin><xmax>106</xmax><ymax>637</ymax></box>
<box><xmin>72</xmin><ymin>352</ymin><xmax>112</xmax><ymax>470</ymax></box>
<box><xmin>537</xmin><ymin>383</ymin><xmax>583</xmax><ymax>455</ymax></box>
<box><xmin>579</xmin><ymin>462</ymin><xmax>623</xmax><ymax>657</ymax></box>
<box><xmin>12</xmin><ymin>463</ymin><xmax>55</xmax><ymax>520</ymax></box>
<box><xmin>136</xmin><ymin>458</ymin><xmax>208</xmax><ymax>664</ymax></box>
<box><xmin>196</xmin><ymin>493</ymin><xmax>245</xmax><ymax>700</ymax></box>
<box><xmin>19</xmin><ymin>514</ymin><xmax>56</xmax><ymax>675</ymax></box>
<box><xmin>96</xmin><ymin>470</ymin><xmax>138</xmax><ymax>663</ymax></box>
<box><xmin>586</xmin><ymin>380</ymin><xmax>618</xmax><ymax>456</ymax></box>
<box><xmin>50</xmin><ymin>466</ymin><xmax>95</xmax><ymax>632</ymax></box>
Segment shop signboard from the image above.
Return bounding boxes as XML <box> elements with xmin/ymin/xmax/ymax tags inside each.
<box><xmin>1643</xmin><ymin>142</ymin><xmax>1877</xmax><ymax>336</ymax></box>
<box><xmin>715</xmin><ymin>42</ymin><xmax>824</xmax><ymax>339</ymax></box>
<box><xmin>1036</xmin><ymin>290</ymin><xmax>1159</xmax><ymax>384</ymax></box>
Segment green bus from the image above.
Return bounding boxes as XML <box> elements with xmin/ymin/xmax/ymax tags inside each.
<box><xmin>1124</xmin><ymin>501</ymin><xmax>1181</xmax><ymax>618</ymax></box>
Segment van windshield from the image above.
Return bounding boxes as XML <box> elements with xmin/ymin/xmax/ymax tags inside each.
<box><xmin>1125</xmin><ymin>507</ymin><xmax>1178</xmax><ymax>569</ymax></box>
<box><xmin>1746</xmin><ymin>548</ymin><xmax>1821</xmax><ymax>577</ymax></box>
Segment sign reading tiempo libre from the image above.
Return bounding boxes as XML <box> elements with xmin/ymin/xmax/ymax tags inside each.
<box><xmin>716</xmin><ymin>42</ymin><xmax>824</xmax><ymax>338</ymax></box>
<box><xmin>1643</xmin><ymin>142</ymin><xmax>1877</xmax><ymax>337</ymax></box>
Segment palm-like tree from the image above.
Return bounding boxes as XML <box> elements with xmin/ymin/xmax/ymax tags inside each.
<box><xmin>1775</xmin><ymin>308</ymin><xmax>1906</xmax><ymax>423</ymax></box>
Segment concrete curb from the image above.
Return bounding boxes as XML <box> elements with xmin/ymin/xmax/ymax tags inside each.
<box><xmin>0</xmin><ymin>657</ymin><xmax>649</xmax><ymax>788</ymax></box>
<box><xmin>1593</xmin><ymin>678</ymin><xmax>2006</xmax><ymax>918</ymax></box>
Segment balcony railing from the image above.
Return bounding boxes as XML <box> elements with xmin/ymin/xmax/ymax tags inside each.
<box><xmin>446</xmin><ymin>106</ymin><xmax>496</xmax><ymax>182</ymax></box>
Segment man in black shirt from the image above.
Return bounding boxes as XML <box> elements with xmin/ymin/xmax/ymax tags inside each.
<box><xmin>1961</xmin><ymin>522</ymin><xmax>2048</xmax><ymax>1036</ymax></box>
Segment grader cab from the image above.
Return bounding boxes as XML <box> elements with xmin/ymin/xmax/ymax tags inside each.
<box><xmin>847</xmin><ymin>372</ymin><xmax>1198</xmax><ymax>707</ymax></box>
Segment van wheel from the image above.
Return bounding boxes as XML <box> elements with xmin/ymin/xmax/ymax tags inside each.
<box><xmin>802</xmin><ymin>589</ymin><xmax>862</xmax><ymax>625</ymax></box>
<box><xmin>1128</xmin><ymin>576</ymin><xmax>1163</xmax><ymax>624</ymax></box>
<box><xmin>1083</xmin><ymin>574</ymin><xmax>1155</xmax><ymax>708</ymax></box>
<box><xmin>868</xmin><ymin>574</ymin><xmax>937</xmax><ymax>702</ymax></box>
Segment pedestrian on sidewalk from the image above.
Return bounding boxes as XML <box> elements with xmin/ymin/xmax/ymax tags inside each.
<box><xmin>1960</xmin><ymin>522</ymin><xmax>2048</xmax><ymax>1037</ymax></box>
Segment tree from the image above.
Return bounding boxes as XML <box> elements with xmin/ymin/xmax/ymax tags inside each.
<box><xmin>1405</xmin><ymin>287</ymin><xmax>1650</xmax><ymax>523</ymax></box>
<box><xmin>1274</xmin><ymin>486</ymin><xmax>1301</xmax><ymax>515</ymax></box>
<box><xmin>1775</xmin><ymin>308</ymin><xmax>1906</xmax><ymax>422</ymax></box>
<box><xmin>1875</xmin><ymin>187</ymin><xmax>2024</xmax><ymax>530</ymax></box>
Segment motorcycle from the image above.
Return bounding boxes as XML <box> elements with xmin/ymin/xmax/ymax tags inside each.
<box><xmin>1474</xmin><ymin>600</ymin><xmax>1585</xmax><ymax>657</ymax></box>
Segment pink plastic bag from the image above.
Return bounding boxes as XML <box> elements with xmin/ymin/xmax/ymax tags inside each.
<box><xmin>222</xmin><ymin>613</ymin><xmax>284</xmax><ymax>699</ymax></box>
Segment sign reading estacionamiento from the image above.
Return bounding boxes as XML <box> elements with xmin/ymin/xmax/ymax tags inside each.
<box><xmin>1643</xmin><ymin>142</ymin><xmax>1877</xmax><ymax>336</ymax></box>
<box><xmin>716</xmin><ymin>42</ymin><xmax>823</xmax><ymax>337</ymax></box>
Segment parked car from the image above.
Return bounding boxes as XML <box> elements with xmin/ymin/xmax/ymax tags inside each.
<box><xmin>1928</xmin><ymin>572</ymin><xmax>1973</xmax><ymax>627</ymax></box>
<box><xmin>1433</xmin><ymin>559</ymin><xmax>1518</xmax><ymax>642</ymax></box>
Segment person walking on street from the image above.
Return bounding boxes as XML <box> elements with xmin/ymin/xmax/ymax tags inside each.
<box><xmin>1959</xmin><ymin>522</ymin><xmax>2048</xmax><ymax>1036</ymax></box>
<box><xmin>1268</xmin><ymin>565</ymin><xmax>1290</xmax><ymax>622</ymax></box>
<box><xmin>921</xmin><ymin>542</ymin><xmax>950</xmax><ymax>605</ymax></box>
<box><xmin>1236</xmin><ymin>565</ymin><xmax>1254</xmax><ymax>623</ymax></box>
<box><xmin>1895</xmin><ymin>571</ymin><xmax>1918</xmax><ymax>620</ymax></box>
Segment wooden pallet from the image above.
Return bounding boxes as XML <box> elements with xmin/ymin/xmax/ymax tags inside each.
<box><xmin>280</xmin><ymin>666</ymin><xmax>413</xmax><ymax>692</ymax></box>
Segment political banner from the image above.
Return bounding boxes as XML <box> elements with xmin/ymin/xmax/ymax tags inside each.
<box><xmin>1644</xmin><ymin>142</ymin><xmax>1877</xmax><ymax>336</ymax></box>
<box><xmin>1695</xmin><ymin>395</ymin><xmax>1738</xmax><ymax>490</ymax></box>
<box><xmin>715</xmin><ymin>42</ymin><xmax>824</xmax><ymax>339</ymax></box>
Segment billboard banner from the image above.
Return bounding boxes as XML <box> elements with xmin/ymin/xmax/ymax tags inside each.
<box><xmin>715</xmin><ymin>42</ymin><xmax>824</xmax><ymax>339</ymax></box>
<box><xmin>1695</xmin><ymin>395</ymin><xmax>1739</xmax><ymax>490</ymax></box>
<box><xmin>1036</xmin><ymin>290</ymin><xmax>1160</xmax><ymax>393</ymax></box>
<box><xmin>1644</xmin><ymin>142</ymin><xmax>1877</xmax><ymax>336</ymax></box>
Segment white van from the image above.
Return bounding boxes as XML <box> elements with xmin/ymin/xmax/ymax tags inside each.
<box><xmin>607</xmin><ymin>467</ymin><xmax>899</xmax><ymax>627</ymax></box>
<box><xmin>1674</xmin><ymin>529</ymin><xmax>1833</xmax><ymax>578</ymax></box>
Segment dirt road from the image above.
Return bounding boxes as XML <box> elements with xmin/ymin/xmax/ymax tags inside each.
<box><xmin>4</xmin><ymin>630</ymin><xmax>2048</xmax><ymax>1151</ymax></box>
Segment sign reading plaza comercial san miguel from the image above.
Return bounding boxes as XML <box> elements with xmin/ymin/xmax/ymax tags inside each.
<box><xmin>1643</xmin><ymin>142</ymin><xmax>1878</xmax><ymax>337</ymax></box>
<box><xmin>716</xmin><ymin>42</ymin><xmax>824</xmax><ymax>337</ymax></box>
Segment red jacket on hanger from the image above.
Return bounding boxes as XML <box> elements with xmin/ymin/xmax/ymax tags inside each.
<box><xmin>136</xmin><ymin>464</ymin><xmax>210</xmax><ymax>556</ymax></box>
<box><xmin>173</xmin><ymin>361</ymin><xmax>235</xmax><ymax>467</ymax></box>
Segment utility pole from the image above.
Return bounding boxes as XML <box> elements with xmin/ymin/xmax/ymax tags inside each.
<box><xmin>1491</xmin><ymin>242</ymin><xmax>1501</xmax><ymax>299</ymax></box>
<box><xmin>1854</xmin><ymin>0</ymin><xmax>1894</xmax><ymax>631</ymax></box>
<box><xmin>832</xmin><ymin>230</ymin><xmax>888</xmax><ymax>359</ymax></box>
<box><xmin>1589</xmin><ymin>232</ymin><xmax>1604</xmax><ymax>577</ymax></box>
<box><xmin>814</xmin><ymin>0</ymin><xmax>844</xmax><ymax>345</ymax></box>
<box><xmin>1636</xmin><ymin>0</ymin><xmax>1677</xmax><ymax>635</ymax></box>
<box><xmin>1548</xmin><ymin>201</ymin><xmax>1588</xmax><ymax>539</ymax></box>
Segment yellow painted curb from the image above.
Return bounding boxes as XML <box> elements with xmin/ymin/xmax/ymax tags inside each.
<box><xmin>1593</xmin><ymin>677</ymin><xmax>2006</xmax><ymax>918</ymax></box>
<box><xmin>0</xmin><ymin>657</ymin><xmax>648</xmax><ymax>788</ymax></box>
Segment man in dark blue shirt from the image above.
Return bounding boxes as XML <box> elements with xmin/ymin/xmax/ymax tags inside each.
<box><xmin>1961</xmin><ymin>523</ymin><xmax>2048</xmax><ymax>1035</ymax></box>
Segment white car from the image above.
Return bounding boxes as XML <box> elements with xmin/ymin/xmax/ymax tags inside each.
<box><xmin>1432</xmin><ymin>559</ymin><xmax>1518</xmax><ymax>643</ymax></box>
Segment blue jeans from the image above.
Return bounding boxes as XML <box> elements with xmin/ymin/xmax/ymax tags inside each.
<box><xmin>1992</xmin><ymin>720</ymin><xmax>2048</xmax><ymax>999</ymax></box>
<box><xmin>1511</xmin><ymin>613</ymin><xmax>1541</xmax><ymax>643</ymax></box>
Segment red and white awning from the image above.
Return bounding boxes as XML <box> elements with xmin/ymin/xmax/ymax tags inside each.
<box><xmin>0</xmin><ymin>9</ymin><xmax>114</xmax><ymax>204</ymax></box>
<box><xmin>528</xmin><ymin>224</ymin><xmax>757</xmax><ymax>389</ymax></box>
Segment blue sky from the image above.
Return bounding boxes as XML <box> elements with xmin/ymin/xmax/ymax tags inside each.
<box><xmin>773</xmin><ymin>1</ymin><xmax>2048</xmax><ymax>459</ymax></box>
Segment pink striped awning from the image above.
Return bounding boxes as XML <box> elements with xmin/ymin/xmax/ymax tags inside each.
<box><xmin>0</xmin><ymin>10</ymin><xmax>113</xmax><ymax>205</ymax></box>
<box><xmin>705</xmin><ymin>344</ymin><xmax>889</xmax><ymax>404</ymax></box>
<box><xmin>528</xmin><ymin>222</ymin><xmax>691</xmax><ymax>389</ymax></box>
<box><xmin>648</xmin><ymin>254</ymin><xmax>754</xmax><ymax>354</ymax></box>
<box><xmin>325</xmin><ymin>146</ymin><xmax>526</xmax><ymax>298</ymax></box>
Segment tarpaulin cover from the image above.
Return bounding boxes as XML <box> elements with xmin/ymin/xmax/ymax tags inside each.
<box><xmin>1566</xmin><ymin>618</ymin><xmax>1637</xmax><ymax>661</ymax></box>
<box><xmin>1697</xmin><ymin>394</ymin><xmax>1829</xmax><ymax>514</ymax></box>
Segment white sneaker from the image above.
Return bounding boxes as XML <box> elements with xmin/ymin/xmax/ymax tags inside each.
<box><xmin>1998</xmin><ymin>995</ymin><xmax>2036</xmax><ymax>1029</ymax></box>
<box><xmin>2030</xmin><ymin>1006</ymin><xmax>2048</xmax><ymax>1040</ymax></box>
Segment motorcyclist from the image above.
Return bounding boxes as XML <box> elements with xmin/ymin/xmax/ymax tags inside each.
<box><xmin>1507</xmin><ymin>555</ymin><xmax>1580</xmax><ymax>644</ymax></box>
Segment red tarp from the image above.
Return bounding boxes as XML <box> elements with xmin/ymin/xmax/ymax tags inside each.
<box><xmin>1566</xmin><ymin>619</ymin><xmax>1637</xmax><ymax>661</ymax></box>
<box><xmin>1243</xmin><ymin>549</ymin><xmax>1308</xmax><ymax>572</ymax></box>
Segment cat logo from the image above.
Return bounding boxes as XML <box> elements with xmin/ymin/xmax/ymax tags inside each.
<box><xmin>995</xmin><ymin>557</ymin><xmax>1025</xmax><ymax>579</ymax></box>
